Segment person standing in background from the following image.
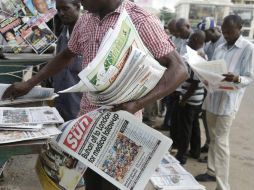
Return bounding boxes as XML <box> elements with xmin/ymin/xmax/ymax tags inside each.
<box><xmin>52</xmin><ymin>0</ymin><xmax>82</xmax><ymax>121</ymax></box>
<box><xmin>196</xmin><ymin>15</ymin><xmax>254</xmax><ymax>190</ymax></box>
<box><xmin>197</xmin><ymin>17</ymin><xmax>226</xmax><ymax>156</ymax></box>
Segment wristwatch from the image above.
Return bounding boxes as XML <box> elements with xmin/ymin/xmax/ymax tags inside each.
<box><xmin>235</xmin><ymin>76</ymin><xmax>241</xmax><ymax>83</ymax></box>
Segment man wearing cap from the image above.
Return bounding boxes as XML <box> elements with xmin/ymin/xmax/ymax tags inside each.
<box><xmin>195</xmin><ymin>15</ymin><xmax>254</xmax><ymax>190</ymax></box>
<box><xmin>197</xmin><ymin>17</ymin><xmax>225</xmax><ymax>61</ymax></box>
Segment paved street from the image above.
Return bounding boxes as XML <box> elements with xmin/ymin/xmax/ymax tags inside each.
<box><xmin>1</xmin><ymin>83</ymin><xmax>254</xmax><ymax>190</ymax></box>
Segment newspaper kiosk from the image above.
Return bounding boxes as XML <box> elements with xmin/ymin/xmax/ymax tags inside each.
<box><xmin>0</xmin><ymin>54</ymin><xmax>53</xmax><ymax>178</ymax></box>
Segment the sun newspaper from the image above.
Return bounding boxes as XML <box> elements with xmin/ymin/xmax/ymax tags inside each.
<box><xmin>59</xmin><ymin>9</ymin><xmax>166</xmax><ymax>106</ymax></box>
<box><xmin>150</xmin><ymin>153</ymin><xmax>206</xmax><ymax>190</ymax></box>
<box><xmin>0</xmin><ymin>84</ymin><xmax>58</xmax><ymax>106</ymax></box>
<box><xmin>186</xmin><ymin>46</ymin><xmax>237</xmax><ymax>92</ymax></box>
<box><xmin>50</xmin><ymin>109</ymin><xmax>172</xmax><ymax>190</ymax></box>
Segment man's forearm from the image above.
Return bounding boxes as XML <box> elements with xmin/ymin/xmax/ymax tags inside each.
<box><xmin>27</xmin><ymin>48</ymin><xmax>75</xmax><ymax>87</ymax></box>
<box><xmin>135</xmin><ymin>50</ymin><xmax>188</xmax><ymax>110</ymax></box>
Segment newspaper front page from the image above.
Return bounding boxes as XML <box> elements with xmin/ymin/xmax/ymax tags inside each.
<box><xmin>36</xmin><ymin>139</ymin><xmax>87</xmax><ymax>190</ymax></box>
<box><xmin>54</xmin><ymin>109</ymin><xmax>172</xmax><ymax>190</ymax></box>
<box><xmin>0</xmin><ymin>106</ymin><xmax>64</xmax><ymax>125</ymax></box>
<box><xmin>150</xmin><ymin>154</ymin><xmax>205</xmax><ymax>190</ymax></box>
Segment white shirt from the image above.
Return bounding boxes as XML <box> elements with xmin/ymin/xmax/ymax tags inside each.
<box><xmin>203</xmin><ymin>36</ymin><xmax>254</xmax><ymax>116</ymax></box>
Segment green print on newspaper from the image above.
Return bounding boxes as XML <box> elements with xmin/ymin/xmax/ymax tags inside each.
<box><xmin>89</xmin><ymin>20</ymin><xmax>131</xmax><ymax>86</ymax></box>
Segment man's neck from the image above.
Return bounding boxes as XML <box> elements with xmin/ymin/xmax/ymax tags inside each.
<box><xmin>99</xmin><ymin>0</ymin><xmax>122</xmax><ymax>19</ymax></box>
<box><xmin>68</xmin><ymin>24</ymin><xmax>75</xmax><ymax>35</ymax></box>
<box><xmin>211</xmin><ymin>34</ymin><xmax>221</xmax><ymax>43</ymax></box>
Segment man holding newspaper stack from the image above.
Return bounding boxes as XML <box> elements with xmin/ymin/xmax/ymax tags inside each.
<box><xmin>2</xmin><ymin>0</ymin><xmax>187</xmax><ymax>189</ymax></box>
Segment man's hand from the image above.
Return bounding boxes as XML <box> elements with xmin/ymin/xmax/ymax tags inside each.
<box><xmin>111</xmin><ymin>101</ymin><xmax>141</xmax><ymax>114</ymax></box>
<box><xmin>2</xmin><ymin>81</ymin><xmax>33</xmax><ymax>100</ymax></box>
<box><xmin>222</xmin><ymin>72</ymin><xmax>240</xmax><ymax>83</ymax></box>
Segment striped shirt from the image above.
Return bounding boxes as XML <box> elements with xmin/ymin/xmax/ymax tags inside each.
<box><xmin>203</xmin><ymin>35</ymin><xmax>254</xmax><ymax>116</ymax></box>
<box><xmin>180</xmin><ymin>65</ymin><xmax>205</xmax><ymax>106</ymax></box>
<box><xmin>68</xmin><ymin>0</ymin><xmax>174</xmax><ymax>115</ymax></box>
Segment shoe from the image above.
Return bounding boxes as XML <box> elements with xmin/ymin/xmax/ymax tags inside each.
<box><xmin>198</xmin><ymin>156</ymin><xmax>208</xmax><ymax>163</ymax></box>
<box><xmin>188</xmin><ymin>151</ymin><xmax>200</xmax><ymax>159</ymax></box>
<box><xmin>175</xmin><ymin>155</ymin><xmax>187</xmax><ymax>165</ymax></box>
<box><xmin>201</xmin><ymin>144</ymin><xmax>209</xmax><ymax>153</ymax></box>
<box><xmin>195</xmin><ymin>173</ymin><xmax>216</xmax><ymax>182</ymax></box>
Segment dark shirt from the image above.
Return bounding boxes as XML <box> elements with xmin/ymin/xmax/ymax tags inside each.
<box><xmin>52</xmin><ymin>26</ymin><xmax>82</xmax><ymax>121</ymax></box>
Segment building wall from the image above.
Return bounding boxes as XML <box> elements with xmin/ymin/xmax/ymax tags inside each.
<box><xmin>175</xmin><ymin>0</ymin><xmax>254</xmax><ymax>39</ymax></box>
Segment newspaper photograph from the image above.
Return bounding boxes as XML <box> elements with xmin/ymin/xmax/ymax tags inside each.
<box><xmin>0</xmin><ymin>84</ymin><xmax>58</xmax><ymax>106</ymax></box>
<box><xmin>36</xmin><ymin>139</ymin><xmax>86</xmax><ymax>190</ymax></box>
<box><xmin>19</xmin><ymin>16</ymin><xmax>57</xmax><ymax>54</ymax></box>
<box><xmin>54</xmin><ymin>109</ymin><xmax>172</xmax><ymax>190</ymax></box>
<box><xmin>0</xmin><ymin>0</ymin><xmax>30</xmax><ymax>19</ymax></box>
<box><xmin>22</xmin><ymin>0</ymin><xmax>57</xmax><ymax>22</ymax></box>
<box><xmin>0</xmin><ymin>10</ymin><xmax>30</xmax><ymax>53</ymax></box>
<box><xmin>0</xmin><ymin>125</ymin><xmax>61</xmax><ymax>144</ymax></box>
<box><xmin>0</xmin><ymin>106</ymin><xmax>64</xmax><ymax>125</ymax></box>
<box><xmin>186</xmin><ymin>46</ymin><xmax>237</xmax><ymax>92</ymax></box>
<box><xmin>150</xmin><ymin>154</ymin><xmax>205</xmax><ymax>190</ymax></box>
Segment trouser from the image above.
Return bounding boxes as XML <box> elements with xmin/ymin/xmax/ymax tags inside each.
<box><xmin>201</xmin><ymin>110</ymin><xmax>210</xmax><ymax>146</ymax></box>
<box><xmin>161</xmin><ymin>95</ymin><xmax>175</xmax><ymax>129</ymax></box>
<box><xmin>143</xmin><ymin>101</ymin><xmax>159</xmax><ymax>126</ymax></box>
<box><xmin>84</xmin><ymin>168</ymin><xmax>119</xmax><ymax>190</ymax></box>
<box><xmin>206</xmin><ymin>111</ymin><xmax>235</xmax><ymax>190</ymax></box>
<box><xmin>176</xmin><ymin>104</ymin><xmax>201</xmax><ymax>161</ymax></box>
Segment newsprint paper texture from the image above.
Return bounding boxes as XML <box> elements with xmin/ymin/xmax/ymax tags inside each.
<box><xmin>36</xmin><ymin>139</ymin><xmax>87</xmax><ymax>190</ymax></box>
<box><xmin>54</xmin><ymin>109</ymin><xmax>172</xmax><ymax>190</ymax></box>
<box><xmin>0</xmin><ymin>106</ymin><xmax>64</xmax><ymax>125</ymax></box>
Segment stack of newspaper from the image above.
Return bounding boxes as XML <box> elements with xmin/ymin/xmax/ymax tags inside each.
<box><xmin>150</xmin><ymin>153</ymin><xmax>206</xmax><ymax>190</ymax></box>
<box><xmin>59</xmin><ymin>10</ymin><xmax>166</xmax><ymax>105</ymax></box>
<box><xmin>0</xmin><ymin>106</ymin><xmax>63</xmax><ymax>144</ymax></box>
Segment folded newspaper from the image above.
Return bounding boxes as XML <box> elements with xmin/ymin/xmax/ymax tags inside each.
<box><xmin>40</xmin><ymin>109</ymin><xmax>173</xmax><ymax>190</ymax></box>
<box><xmin>186</xmin><ymin>46</ymin><xmax>237</xmax><ymax>92</ymax></box>
<box><xmin>59</xmin><ymin>10</ymin><xmax>166</xmax><ymax>105</ymax></box>
<box><xmin>0</xmin><ymin>84</ymin><xmax>58</xmax><ymax>106</ymax></box>
<box><xmin>0</xmin><ymin>106</ymin><xmax>64</xmax><ymax>125</ymax></box>
<box><xmin>150</xmin><ymin>153</ymin><xmax>206</xmax><ymax>190</ymax></box>
<box><xmin>0</xmin><ymin>125</ymin><xmax>61</xmax><ymax>144</ymax></box>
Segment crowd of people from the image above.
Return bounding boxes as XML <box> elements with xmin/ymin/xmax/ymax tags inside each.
<box><xmin>146</xmin><ymin>13</ymin><xmax>254</xmax><ymax>190</ymax></box>
<box><xmin>1</xmin><ymin>0</ymin><xmax>254</xmax><ymax>190</ymax></box>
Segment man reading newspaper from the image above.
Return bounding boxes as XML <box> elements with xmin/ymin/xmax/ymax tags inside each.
<box><xmin>2</xmin><ymin>0</ymin><xmax>187</xmax><ymax>189</ymax></box>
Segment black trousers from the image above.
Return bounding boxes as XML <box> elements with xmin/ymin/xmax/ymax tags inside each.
<box><xmin>84</xmin><ymin>168</ymin><xmax>119</xmax><ymax>190</ymax></box>
<box><xmin>176</xmin><ymin>104</ymin><xmax>201</xmax><ymax>162</ymax></box>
